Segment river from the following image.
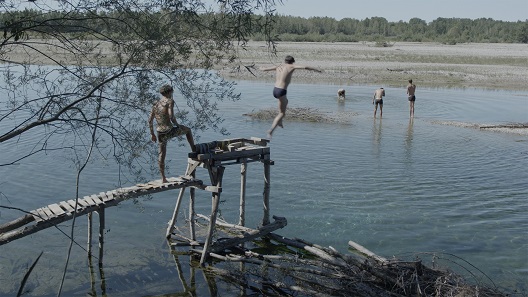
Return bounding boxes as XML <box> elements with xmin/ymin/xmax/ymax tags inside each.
<box><xmin>0</xmin><ymin>80</ymin><xmax>527</xmax><ymax>296</ymax></box>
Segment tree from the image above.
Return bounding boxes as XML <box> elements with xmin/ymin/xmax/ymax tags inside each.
<box><xmin>0</xmin><ymin>0</ymin><xmax>279</xmax><ymax>175</ymax></box>
<box><xmin>0</xmin><ymin>1</ymin><xmax>279</xmax><ymax>294</ymax></box>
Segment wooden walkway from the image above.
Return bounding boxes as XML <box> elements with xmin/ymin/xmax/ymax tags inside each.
<box><xmin>0</xmin><ymin>176</ymin><xmax>203</xmax><ymax>245</ymax></box>
<box><xmin>1</xmin><ymin>136</ymin><xmax>278</xmax><ymax>265</ymax></box>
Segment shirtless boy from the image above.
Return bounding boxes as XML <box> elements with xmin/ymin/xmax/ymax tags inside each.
<box><xmin>407</xmin><ymin>79</ymin><xmax>417</xmax><ymax>118</ymax></box>
<box><xmin>260</xmin><ymin>55</ymin><xmax>322</xmax><ymax>138</ymax></box>
<box><xmin>148</xmin><ymin>84</ymin><xmax>196</xmax><ymax>183</ymax></box>
<box><xmin>373</xmin><ymin>87</ymin><xmax>385</xmax><ymax>118</ymax></box>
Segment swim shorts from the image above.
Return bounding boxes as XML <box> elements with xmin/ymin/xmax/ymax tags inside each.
<box><xmin>408</xmin><ymin>95</ymin><xmax>416</xmax><ymax>102</ymax></box>
<box><xmin>157</xmin><ymin>125</ymin><xmax>190</xmax><ymax>144</ymax></box>
<box><xmin>273</xmin><ymin>87</ymin><xmax>287</xmax><ymax>99</ymax></box>
<box><xmin>375</xmin><ymin>98</ymin><xmax>383</xmax><ymax>105</ymax></box>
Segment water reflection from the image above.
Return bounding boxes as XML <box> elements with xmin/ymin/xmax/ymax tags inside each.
<box><xmin>372</xmin><ymin>118</ymin><xmax>383</xmax><ymax>157</ymax></box>
<box><xmin>88</xmin><ymin>255</ymin><xmax>107</xmax><ymax>297</ymax></box>
<box><xmin>404</xmin><ymin>118</ymin><xmax>414</xmax><ymax>164</ymax></box>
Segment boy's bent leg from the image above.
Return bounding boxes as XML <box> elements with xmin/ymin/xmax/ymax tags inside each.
<box><xmin>179</xmin><ymin>125</ymin><xmax>196</xmax><ymax>151</ymax></box>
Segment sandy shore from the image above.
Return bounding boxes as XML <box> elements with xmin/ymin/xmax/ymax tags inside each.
<box><xmin>220</xmin><ymin>41</ymin><xmax>528</xmax><ymax>91</ymax></box>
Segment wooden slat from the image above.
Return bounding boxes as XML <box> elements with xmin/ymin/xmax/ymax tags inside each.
<box><xmin>65</xmin><ymin>199</ymin><xmax>81</xmax><ymax>210</ymax></box>
<box><xmin>76</xmin><ymin>198</ymin><xmax>90</xmax><ymax>208</ymax></box>
<box><xmin>42</xmin><ymin>207</ymin><xmax>55</xmax><ymax>219</ymax></box>
<box><xmin>82</xmin><ymin>196</ymin><xmax>97</xmax><ymax>206</ymax></box>
<box><xmin>101</xmin><ymin>192</ymin><xmax>114</xmax><ymax>202</ymax></box>
<box><xmin>90</xmin><ymin>194</ymin><xmax>104</xmax><ymax>205</ymax></box>
<box><xmin>31</xmin><ymin>208</ymin><xmax>48</xmax><ymax>222</ymax></box>
<box><xmin>59</xmin><ymin>201</ymin><xmax>75</xmax><ymax>214</ymax></box>
<box><xmin>47</xmin><ymin>204</ymin><xmax>66</xmax><ymax>216</ymax></box>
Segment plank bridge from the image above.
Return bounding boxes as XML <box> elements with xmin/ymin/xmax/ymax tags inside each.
<box><xmin>0</xmin><ymin>137</ymin><xmax>283</xmax><ymax>265</ymax></box>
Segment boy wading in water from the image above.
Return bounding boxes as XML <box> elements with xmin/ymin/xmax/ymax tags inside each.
<box><xmin>373</xmin><ymin>87</ymin><xmax>385</xmax><ymax>118</ymax></box>
<box><xmin>260</xmin><ymin>55</ymin><xmax>322</xmax><ymax>138</ymax></box>
<box><xmin>407</xmin><ymin>79</ymin><xmax>417</xmax><ymax>118</ymax></box>
<box><xmin>148</xmin><ymin>84</ymin><xmax>196</xmax><ymax>183</ymax></box>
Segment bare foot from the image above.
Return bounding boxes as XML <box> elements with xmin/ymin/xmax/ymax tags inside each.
<box><xmin>162</xmin><ymin>178</ymin><xmax>168</xmax><ymax>183</ymax></box>
<box><xmin>267</xmin><ymin>130</ymin><xmax>273</xmax><ymax>139</ymax></box>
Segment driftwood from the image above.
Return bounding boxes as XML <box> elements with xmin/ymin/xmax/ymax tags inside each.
<box><xmin>175</xmin><ymin>218</ymin><xmax>509</xmax><ymax>297</ymax></box>
<box><xmin>195</xmin><ymin>214</ymin><xmax>287</xmax><ymax>254</ymax></box>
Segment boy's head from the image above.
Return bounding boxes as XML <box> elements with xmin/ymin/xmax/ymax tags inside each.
<box><xmin>284</xmin><ymin>55</ymin><xmax>295</xmax><ymax>64</ymax></box>
<box><xmin>408</xmin><ymin>79</ymin><xmax>413</xmax><ymax>84</ymax></box>
<box><xmin>159</xmin><ymin>84</ymin><xmax>174</xmax><ymax>96</ymax></box>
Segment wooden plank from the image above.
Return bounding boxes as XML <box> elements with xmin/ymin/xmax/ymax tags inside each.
<box><xmin>47</xmin><ymin>204</ymin><xmax>66</xmax><ymax>216</ymax></box>
<box><xmin>59</xmin><ymin>201</ymin><xmax>75</xmax><ymax>214</ymax></box>
<box><xmin>76</xmin><ymin>198</ymin><xmax>90</xmax><ymax>208</ymax></box>
<box><xmin>197</xmin><ymin>147</ymin><xmax>269</xmax><ymax>161</ymax></box>
<box><xmin>90</xmin><ymin>194</ymin><xmax>104</xmax><ymax>205</ymax></box>
<box><xmin>65</xmin><ymin>199</ymin><xmax>81</xmax><ymax>211</ymax></box>
<box><xmin>31</xmin><ymin>208</ymin><xmax>49</xmax><ymax>222</ymax></box>
<box><xmin>83</xmin><ymin>195</ymin><xmax>100</xmax><ymax>205</ymax></box>
<box><xmin>102</xmin><ymin>191</ymin><xmax>114</xmax><ymax>202</ymax></box>
<box><xmin>82</xmin><ymin>196</ymin><xmax>95</xmax><ymax>205</ymax></box>
<box><xmin>42</xmin><ymin>207</ymin><xmax>55</xmax><ymax>219</ymax></box>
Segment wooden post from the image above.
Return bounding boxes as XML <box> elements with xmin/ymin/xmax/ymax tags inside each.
<box><xmin>87</xmin><ymin>212</ymin><xmax>93</xmax><ymax>256</ymax></box>
<box><xmin>239</xmin><ymin>159</ymin><xmax>247</xmax><ymax>226</ymax></box>
<box><xmin>189</xmin><ymin>169</ymin><xmax>196</xmax><ymax>241</ymax></box>
<box><xmin>200</xmin><ymin>165</ymin><xmax>225</xmax><ymax>265</ymax></box>
<box><xmin>97</xmin><ymin>208</ymin><xmax>105</xmax><ymax>266</ymax></box>
<box><xmin>262</xmin><ymin>161</ymin><xmax>271</xmax><ymax>226</ymax></box>
<box><xmin>166</xmin><ymin>187</ymin><xmax>187</xmax><ymax>238</ymax></box>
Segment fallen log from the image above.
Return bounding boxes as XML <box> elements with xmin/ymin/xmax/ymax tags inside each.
<box><xmin>195</xmin><ymin>215</ymin><xmax>287</xmax><ymax>254</ymax></box>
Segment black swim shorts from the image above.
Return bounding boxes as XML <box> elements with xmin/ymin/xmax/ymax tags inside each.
<box><xmin>273</xmin><ymin>87</ymin><xmax>287</xmax><ymax>99</ymax></box>
<box><xmin>408</xmin><ymin>95</ymin><xmax>416</xmax><ymax>102</ymax></box>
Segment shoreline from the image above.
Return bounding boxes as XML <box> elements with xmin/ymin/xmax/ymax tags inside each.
<box><xmin>2</xmin><ymin>40</ymin><xmax>527</xmax><ymax>91</ymax></box>
<box><xmin>219</xmin><ymin>41</ymin><xmax>528</xmax><ymax>91</ymax></box>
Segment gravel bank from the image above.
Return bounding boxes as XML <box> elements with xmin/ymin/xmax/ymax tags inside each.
<box><xmin>220</xmin><ymin>41</ymin><xmax>528</xmax><ymax>91</ymax></box>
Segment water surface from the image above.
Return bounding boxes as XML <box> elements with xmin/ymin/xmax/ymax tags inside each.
<box><xmin>1</xmin><ymin>81</ymin><xmax>527</xmax><ymax>296</ymax></box>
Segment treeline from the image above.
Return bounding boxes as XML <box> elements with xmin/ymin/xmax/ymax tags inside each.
<box><xmin>259</xmin><ymin>15</ymin><xmax>528</xmax><ymax>44</ymax></box>
<box><xmin>1</xmin><ymin>9</ymin><xmax>527</xmax><ymax>44</ymax></box>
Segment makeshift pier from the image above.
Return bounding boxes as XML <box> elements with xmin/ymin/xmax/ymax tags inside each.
<box><xmin>165</xmin><ymin>137</ymin><xmax>286</xmax><ymax>265</ymax></box>
<box><xmin>0</xmin><ymin>137</ymin><xmax>283</xmax><ymax>265</ymax></box>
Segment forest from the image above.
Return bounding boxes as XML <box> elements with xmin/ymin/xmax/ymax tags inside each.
<box><xmin>260</xmin><ymin>15</ymin><xmax>528</xmax><ymax>44</ymax></box>
<box><xmin>2</xmin><ymin>9</ymin><xmax>527</xmax><ymax>45</ymax></box>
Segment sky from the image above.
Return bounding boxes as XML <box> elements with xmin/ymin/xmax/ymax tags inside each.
<box><xmin>275</xmin><ymin>0</ymin><xmax>527</xmax><ymax>22</ymax></box>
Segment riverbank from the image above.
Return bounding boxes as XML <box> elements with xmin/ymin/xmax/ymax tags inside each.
<box><xmin>4</xmin><ymin>40</ymin><xmax>527</xmax><ymax>91</ymax></box>
<box><xmin>219</xmin><ymin>41</ymin><xmax>528</xmax><ymax>91</ymax></box>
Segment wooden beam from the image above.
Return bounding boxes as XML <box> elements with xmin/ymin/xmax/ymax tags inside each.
<box><xmin>207</xmin><ymin>216</ymin><xmax>287</xmax><ymax>254</ymax></box>
<box><xmin>0</xmin><ymin>214</ymin><xmax>34</xmax><ymax>233</ymax></box>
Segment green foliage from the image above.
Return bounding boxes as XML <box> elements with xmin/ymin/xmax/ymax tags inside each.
<box><xmin>0</xmin><ymin>0</ymin><xmax>279</xmax><ymax>178</ymax></box>
<box><xmin>266</xmin><ymin>14</ymin><xmax>527</xmax><ymax>43</ymax></box>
